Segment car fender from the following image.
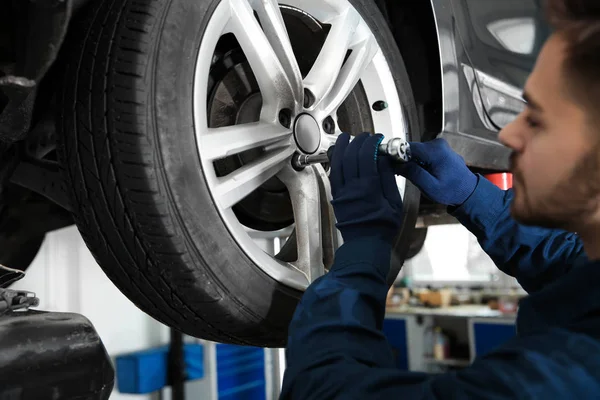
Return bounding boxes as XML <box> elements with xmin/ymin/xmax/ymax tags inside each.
<box><xmin>428</xmin><ymin>0</ymin><xmax>512</xmax><ymax>170</ymax></box>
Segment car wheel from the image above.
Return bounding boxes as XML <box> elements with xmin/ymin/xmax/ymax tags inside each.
<box><xmin>58</xmin><ymin>0</ymin><xmax>420</xmax><ymax>346</ymax></box>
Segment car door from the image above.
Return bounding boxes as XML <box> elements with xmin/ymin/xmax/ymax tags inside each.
<box><xmin>451</xmin><ymin>0</ymin><xmax>552</xmax><ymax>129</ymax></box>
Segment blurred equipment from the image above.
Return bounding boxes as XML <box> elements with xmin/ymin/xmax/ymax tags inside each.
<box><xmin>0</xmin><ymin>271</ymin><xmax>114</xmax><ymax>400</ymax></box>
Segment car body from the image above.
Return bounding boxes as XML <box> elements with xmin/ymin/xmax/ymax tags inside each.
<box><xmin>435</xmin><ymin>0</ymin><xmax>549</xmax><ymax>170</ymax></box>
<box><xmin>0</xmin><ymin>0</ymin><xmax>549</xmax><ymax>345</ymax></box>
<box><xmin>383</xmin><ymin>0</ymin><xmax>548</xmax><ymax>171</ymax></box>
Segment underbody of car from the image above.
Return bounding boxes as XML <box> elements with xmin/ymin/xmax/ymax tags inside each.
<box><xmin>0</xmin><ymin>0</ymin><xmax>544</xmax><ymax>345</ymax></box>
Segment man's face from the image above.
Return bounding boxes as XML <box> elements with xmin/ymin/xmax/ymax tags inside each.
<box><xmin>499</xmin><ymin>33</ymin><xmax>600</xmax><ymax>230</ymax></box>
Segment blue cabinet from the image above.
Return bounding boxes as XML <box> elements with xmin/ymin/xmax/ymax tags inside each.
<box><xmin>115</xmin><ymin>342</ymin><xmax>268</xmax><ymax>399</ymax></box>
<box><xmin>382</xmin><ymin>313</ymin><xmax>517</xmax><ymax>372</ymax></box>
<box><xmin>115</xmin><ymin>344</ymin><xmax>205</xmax><ymax>394</ymax></box>
<box><xmin>469</xmin><ymin>319</ymin><xmax>516</xmax><ymax>360</ymax></box>
<box><xmin>216</xmin><ymin>344</ymin><xmax>266</xmax><ymax>400</ymax></box>
<box><xmin>382</xmin><ymin>318</ymin><xmax>409</xmax><ymax>370</ymax></box>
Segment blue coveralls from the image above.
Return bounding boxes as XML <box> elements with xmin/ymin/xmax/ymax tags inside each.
<box><xmin>281</xmin><ymin>176</ymin><xmax>600</xmax><ymax>399</ymax></box>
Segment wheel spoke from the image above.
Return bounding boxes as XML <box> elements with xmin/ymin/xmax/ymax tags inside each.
<box><xmin>228</xmin><ymin>0</ymin><xmax>295</xmax><ymax>120</ymax></box>
<box><xmin>320</xmin><ymin>36</ymin><xmax>378</xmax><ymax>116</ymax></box>
<box><xmin>201</xmin><ymin>122</ymin><xmax>292</xmax><ymax>161</ymax></box>
<box><xmin>302</xmin><ymin>7</ymin><xmax>360</xmax><ymax>108</ymax></box>
<box><xmin>252</xmin><ymin>0</ymin><xmax>303</xmax><ymax>108</ymax></box>
<box><xmin>313</xmin><ymin>164</ymin><xmax>339</xmax><ymax>269</ymax></box>
<box><xmin>278</xmin><ymin>164</ymin><xmax>324</xmax><ymax>281</ymax></box>
<box><xmin>214</xmin><ymin>146</ymin><xmax>294</xmax><ymax>209</ymax></box>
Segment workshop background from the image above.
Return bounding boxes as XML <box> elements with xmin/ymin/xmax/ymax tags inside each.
<box><xmin>0</xmin><ymin>0</ymin><xmax>557</xmax><ymax>397</ymax></box>
<box><xmin>11</xmin><ymin>209</ymin><xmax>523</xmax><ymax>399</ymax></box>
<box><xmin>11</xmin><ymin>226</ymin><xmax>288</xmax><ymax>400</ymax></box>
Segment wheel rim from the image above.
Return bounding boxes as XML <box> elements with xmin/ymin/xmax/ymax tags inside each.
<box><xmin>193</xmin><ymin>0</ymin><xmax>409</xmax><ymax>291</ymax></box>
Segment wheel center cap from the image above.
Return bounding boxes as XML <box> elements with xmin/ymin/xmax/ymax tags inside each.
<box><xmin>293</xmin><ymin>113</ymin><xmax>321</xmax><ymax>155</ymax></box>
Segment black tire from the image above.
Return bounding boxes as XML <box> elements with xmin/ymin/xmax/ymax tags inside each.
<box><xmin>57</xmin><ymin>0</ymin><xmax>421</xmax><ymax>346</ymax></box>
<box><xmin>406</xmin><ymin>228</ymin><xmax>427</xmax><ymax>259</ymax></box>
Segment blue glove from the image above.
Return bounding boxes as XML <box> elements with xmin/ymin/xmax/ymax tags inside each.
<box><xmin>329</xmin><ymin>132</ymin><xmax>403</xmax><ymax>244</ymax></box>
<box><xmin>394</xmin><ymin>138</ymin><xmax>477</xmax><ymax>206</ymax></box>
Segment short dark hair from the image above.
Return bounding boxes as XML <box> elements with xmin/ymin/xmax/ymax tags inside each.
<box><xmin>546</xmin><ymin>0</ymin><xmax>600</xmax><ymax>112</ymax></box>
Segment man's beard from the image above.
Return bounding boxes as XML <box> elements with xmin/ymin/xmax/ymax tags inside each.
<box><xmin>511</xmin><ymin>148</ymin><xmax>600</xmax><ymax>230</ymax></box>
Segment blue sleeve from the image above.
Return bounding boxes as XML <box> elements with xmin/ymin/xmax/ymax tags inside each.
<box><xmin>450</xmin><ymin>175</ymin><xmax>586</xmax><ymax>293</ymax></box>
<box><xmin>280</xmin><ymin>238</ymin><xmax>431</xmax><ymax>399</ymax></box>
<box><xmin>280</xmin><ymin>238</ymin><xmax>597</xmax><ymax>399</ymax></box>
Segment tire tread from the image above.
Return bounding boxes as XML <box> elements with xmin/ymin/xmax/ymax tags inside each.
<box><xmin>58</xmin><ymin>0</ymin><xmax>256</xmax><ymax>343</ymax></box>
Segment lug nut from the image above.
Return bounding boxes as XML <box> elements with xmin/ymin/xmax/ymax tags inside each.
<box><xmin>291</xmin><ymin>153</ymin><xmax>306</xmax><ymax>171</ymax></box>
<box><xmin>303</xmin><ymin>89</ymin><xmax>315</xmax><ymax>108</ymax></box>
<box><xmin>322</xmin><ymin>116</ymin><xmax>335</xmax><ymax>135</ymax></box>
<box><xmin>278</xmin><ymin>108</ymin><xmax>292</xmax><ymax>128</ymax></box>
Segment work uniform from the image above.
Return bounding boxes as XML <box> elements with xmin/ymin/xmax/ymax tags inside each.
<box><xmin>281</xmin><ymin>176</ymin><xmax>600</xmax><ymax>399</ymax></box>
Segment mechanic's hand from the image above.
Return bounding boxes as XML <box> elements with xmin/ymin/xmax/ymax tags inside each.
<box><xmin>330</xmin><ymin>132</ymin><xmax>403</xmax><ymax>244</ymax></box>
<box><xmin>395</xmin><ymin>138</ymin><xmax>477</xmax><ymax>206</ymax></box>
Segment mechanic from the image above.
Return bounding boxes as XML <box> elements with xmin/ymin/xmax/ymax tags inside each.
<box><xmin>280</xmin><ymin>0</ymin><xmax>600</xmax><ymax>398</ymax></box>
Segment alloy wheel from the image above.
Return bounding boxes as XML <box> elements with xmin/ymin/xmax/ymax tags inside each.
<box><xmin>194</xmin><ymin>0</ymin><xmax>409</xmax><ymax>290</ymax></box>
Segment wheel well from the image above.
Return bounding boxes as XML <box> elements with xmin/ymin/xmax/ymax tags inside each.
<box><xmin>377</xmin><ymin>0</ymin><xmax>443</xmax><ymax>140</ymax></box>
